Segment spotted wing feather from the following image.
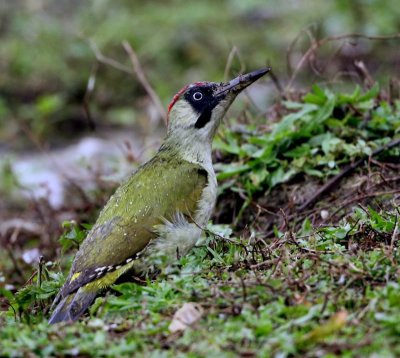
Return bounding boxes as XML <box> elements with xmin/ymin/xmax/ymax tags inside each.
<box><xmin>58</xmin><ymin>152</ymin><xmax>208</xmax><ymax>299</ymax></box>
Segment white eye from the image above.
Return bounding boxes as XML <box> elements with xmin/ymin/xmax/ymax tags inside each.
<box><xmin>193</xmin><ymin>92</ymin><xmax>203</xmax><ymax>101</ymax></box>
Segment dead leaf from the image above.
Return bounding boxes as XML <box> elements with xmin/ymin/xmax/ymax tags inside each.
<box><xmin>168</xmin><ymin>302</ymin><xmax>204</xmax><ymax>333</ymax></box>
<box><xmin>301</xmin><ymin>310</ymin><xmax>348</xmax><ymax>344</ymax></box>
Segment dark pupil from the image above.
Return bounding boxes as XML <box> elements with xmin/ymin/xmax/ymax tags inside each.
<box><xmin>193</xmin><ymin>92</ymin><xmax>202</xmax><ymax>100</ymax></box>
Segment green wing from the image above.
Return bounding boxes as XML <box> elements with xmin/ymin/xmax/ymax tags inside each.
<box><xmin>63</xmin><ymin>152</ymin><xmax>207</xmax><ymax>293</ymax></box>
<box><xmin>50</xmin><ymin>153</ymin><xmax>208</xmax><ymax>323</ymax></box>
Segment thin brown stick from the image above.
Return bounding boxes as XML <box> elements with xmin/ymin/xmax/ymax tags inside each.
<box><xmin>286</xmin><ymin>24</ymin><xmax>316</xmax><ymax>78</ymax></box>
<box><xmin>298</xmin><ymin>137</ymin><xmax>400</xmax><ymax>211</ymax></box>
<box><xmin>268</xmin><ymin>70</ymin><xmax>284</xmax><ymax>97</ymax></box>
<box><xmin>389</xmin><ymin>215</ymin><xmax>399</xmax><ymax>253</ymax></box>
<box><xmin>223</xmin><ymin>46</ymin><xmax>245</xmax><ymax>81</ymax></box>
<box><xmin>89</xmin><ymin>40</ymin><xmax>132</xmax><ymax>74</ymax></box>
<box><xmin>6</xmin><ymin>244</ymin><xmax>25</xmax><ymax>281</ymax></box>
<box><xmin>389</xmin><ymin>78</ymin><xmax>400</xmax><ymax>104</ymax></box>
<box><xmin>83</xmin><ymin>62</ymin><xmax>98</xmax><ymax>131</ymax></box>
<box><xmin>329</xmin><ymin>189</ymin><xmax>400</xmax><ymax>218</ymax></box>
<box><xmin>122</xmin><ymin>40</ymin><xmax>167</xmax><ymax>124</ymax></box>
<box><xmin>286</xmin><ymin>32</ymin><xmax>400</xmax><ymax>90</ymax></box>
<box><xmin>354</xmin><ymin>60</ymin><xmax>375</xmax><ymax>88</ymax></box>
<box><xmin>224</xmin><ymin>46</ymin><xmax>238</xmax><ymax>81</ymax></box>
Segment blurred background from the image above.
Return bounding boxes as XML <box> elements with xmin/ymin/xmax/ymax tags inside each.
<box><xmin>0</xmin><ymin>0</ymin><xmax>400</xmax><ymax>267</ymax></box>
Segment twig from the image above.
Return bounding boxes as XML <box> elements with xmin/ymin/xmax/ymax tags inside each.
<box><xmin>286</xmin><ymin>24</ymin><xmax>316</xmax><ymax>78</ymax></box>
<box><xmin>286</xmin><ymin>32</ymin><xmax>400</xmax><ymax>90</ymax></box>
<box><xmin>354</xmin><ymin>60</ymin><xmax>375</xmax><ymax>89</ymax></box>
<box><xmin>268</xmin><ymin>69</ymin><xmax>284</xmax><ymax>97</ymax></box>
<box><xmin>315</xmin><ymin>41</ymin><xmax>347</xmax><ymax>82</ymax></box>
<box><xmin>0</xmin><ymin>219</ymin><xmax>43</xmax><ymax>239</ymax></box>
<box><xmin>37</xmin><ymin>256</ymin><xmax>44</xmax><ymax>288</ymax></box>
<box><xmin>223</xmin><ymin>46</ymin><xmax>245</xmax><ymax>81</ymax></box>
<box><xmin>280</xmin><ymin>209</ymin><xmax>334</xmax><ymax>254</ymax></box>
<box><xmin>201</xmin><ymin>224</ymin><xmax>246</xmax><ymax>249</ymax></box>
<box><xmin>331</xmin><ymin>70</ymin><xmax>360</xmax><ymax>84</ymax></box>
<box><xmin>389</xmin><ymin>215</ymin><xmax>399</xmax><ymax>253</ymax></box>
<box><xmin>122</xmin><ymin>40</ymin><xmax>167</xmax><ymax>124</ymax></box>
<box><xmin>89</xmin><ymin>39</ymin><xmax>167</xmax><ymax>123</ymax></box>
<box><xmin>186</xmin><ymin>209</ymin><xmax>246</xmax><ymax>248</ymax></box>
<box><xmin>389</xmin><ymin>78</ymin><xmax>400</xmax><ymax>105</ymax></box>
<box><xmin>6</xmin><ymin>244</ymin><xmax>25</xmax><ymax>280</ymax></box>
<box><xmin>298</xmin><ymin>137</ymin><xmax>400</xmax><ymax>211</ymax></box>
<box><xmin>250</xmin><ymin>257</ymin><xmax>280</xmax><ymax>269</ymax></box>
<box><xmin>83</xmin><ymin>62</ymin><xmax>98</xmax><ymax>131</ymax></box>
<box><xmin>89</xmin><ymin>40</ymin><xmax>132</xmax><ymax>74</ymax></box>
<box><xmin>223</xmin><ymin>45</ymin><xmax>261</xmax><ymax>115</ymax></box>
<box><xmin>329</xmin><ymin>188</ymin><xmax>400</xmax><ymax>218</ymax></box>
<box><xmin>239</xmin><ymin>275</ymin><xmax>247</xmax><ymax>303</ymax></box>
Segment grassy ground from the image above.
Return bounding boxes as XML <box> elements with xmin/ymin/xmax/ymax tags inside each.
<box><xmin>1</xmin><ymin>81</ymin><xmax>399</xmax><ymax>357</ymax></box>
<box><xmin>1</xmin><ymin>1</ymin><xmax>400</xmax><ymax>357</ymax></box>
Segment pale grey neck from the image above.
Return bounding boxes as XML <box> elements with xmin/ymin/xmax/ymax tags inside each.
<box><xmin>160</xmin><ymin>134</ymin><xmax>213</xmax><ymax>167</ymax></box>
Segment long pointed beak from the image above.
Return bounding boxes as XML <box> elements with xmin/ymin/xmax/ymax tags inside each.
<box><xmin>215</xmin><ymin>68</ymin><xmax>271</xmax><ymax>96</ymax></box>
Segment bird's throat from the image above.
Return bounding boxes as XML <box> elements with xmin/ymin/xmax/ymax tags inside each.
<box><xmin>160</xmin><ymin>134</ymin><xmax>213</xmax><ymax>168</ymax></box>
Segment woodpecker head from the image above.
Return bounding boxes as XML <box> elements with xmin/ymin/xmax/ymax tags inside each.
<box><xmin>166</xmin><ymin>68</ymin><xmax>270</xmax><ymax>144</ymax></box>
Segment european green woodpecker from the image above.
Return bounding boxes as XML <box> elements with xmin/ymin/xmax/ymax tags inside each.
<box><xmin>49</xmin><ymin>68</ymin><xmax>270</xmax><ymax>324</ymax></box>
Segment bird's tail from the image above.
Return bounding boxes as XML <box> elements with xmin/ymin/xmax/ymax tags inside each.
<box><xmin>48</xmin><ymin>287</ymin><xmax>97</xmax><ymax>324</ymax></box>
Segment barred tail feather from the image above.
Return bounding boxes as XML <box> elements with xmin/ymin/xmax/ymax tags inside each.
<box><xmin>48</xmin><ymin>287</ymin><xmax>97</xmax><ymax>324</ymax></box>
